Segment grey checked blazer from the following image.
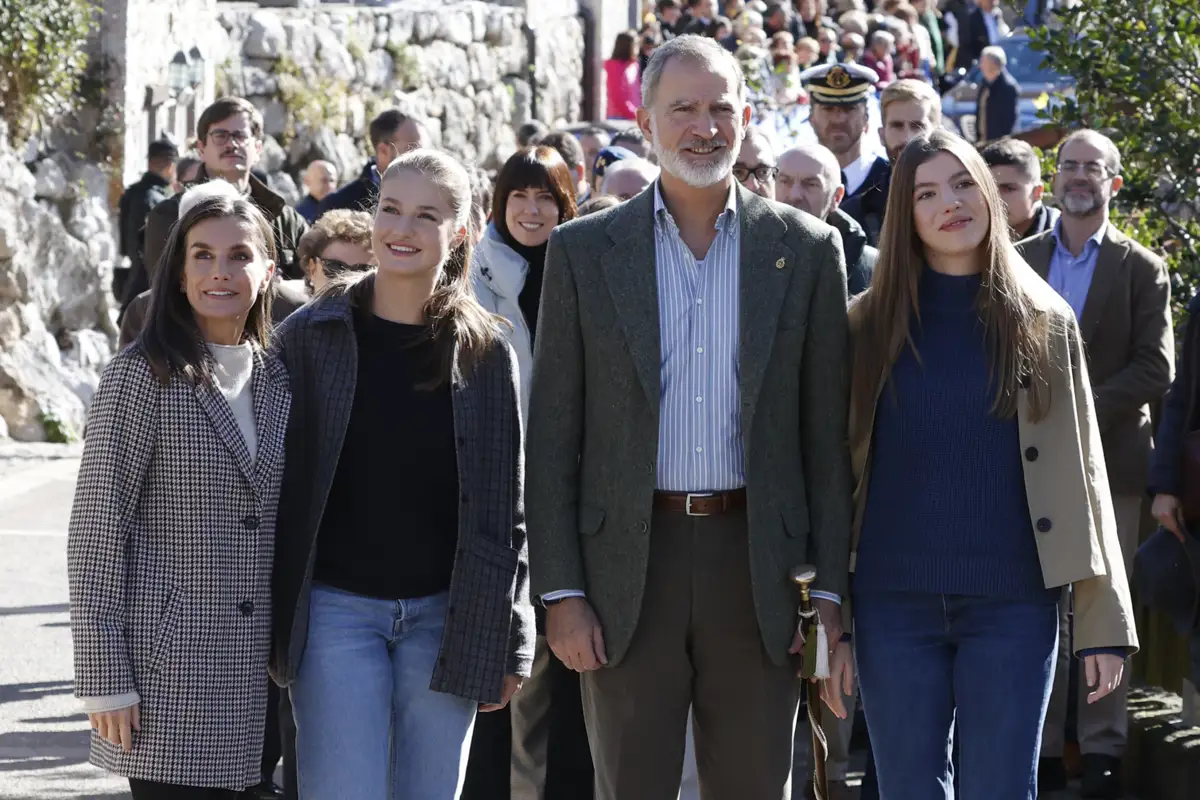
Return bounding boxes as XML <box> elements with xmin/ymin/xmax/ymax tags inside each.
<box><xmin>526</xmin><ymin>184</ymin><xmax>855</xmax><ymax>668</ymax></box>
<box><xmin>68</xmin><ymin>345</ymin><xmax>290</xmax><ymax>790</ymax></box>
<box><xmin>270</xmin><ymin>285</ymin><xmax>535</xmax><ymax>704</ymax></box>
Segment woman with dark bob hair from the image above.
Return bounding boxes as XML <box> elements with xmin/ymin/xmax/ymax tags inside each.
<box><xmin>467</xmin><ymin>146</ymin><xmax>591</xmax><ymax>799</ymax></box>
<box><xmin>272</xmin><ymin>149</ymin><xmax>533</xmax><ymax>798</ymax></box>
<box><xmin>68</xmin><ymin>181</ymin><xmax>290</xmax><ymax>799</ymax></box>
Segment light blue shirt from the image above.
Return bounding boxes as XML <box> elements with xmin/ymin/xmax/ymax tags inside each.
<box><xmin>1047</xmin><ymin>221</ymin><xmax>1107</xmax><ymax>321</ymax></box>
<box><xmin>652</xmin><ymin>181</ymin><xmax>745</xmax><ymax>492</ymax></box>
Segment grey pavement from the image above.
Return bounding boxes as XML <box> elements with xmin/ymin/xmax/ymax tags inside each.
<box><xmin>0</xmin><ymin>443</ymin><xmax>130</xmax><ymax>799</ymax></box>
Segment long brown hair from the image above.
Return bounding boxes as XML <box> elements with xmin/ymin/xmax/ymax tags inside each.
<box><xmin>322</xmin><ymin>149</ymin><xmax>504</xmax><ymax>388</ymax></box>
<box><xmin>850</xmin><ymin>129</ymin><xmax>1053</xmax><ymax>434</ymax></box>
<box><xmin>139</xmin><ymin>188</ymin><xmax>276</xmax><ymax>386</ymax></box>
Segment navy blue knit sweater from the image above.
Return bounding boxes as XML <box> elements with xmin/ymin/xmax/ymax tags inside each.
<box><xmin>854</xmin><ymin>267</ymin><xmax>1058</xmax><ymax>604</ymax></box>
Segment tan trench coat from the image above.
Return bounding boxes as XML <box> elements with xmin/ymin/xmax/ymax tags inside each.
<box><xmin>848</xmin><ymin>269</ymin><xmax>1139</xmax><ymax>654</ymax></box>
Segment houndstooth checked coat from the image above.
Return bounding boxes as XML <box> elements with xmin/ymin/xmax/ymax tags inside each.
<box><xmin>270</xmin><ymin>287</ymin><xmax>535</xmax><ymax>704</ymax></box>
<box><xmin>67</xmin><ymin>344</ymin><xmax>290</xmax><ymax>790</ymax></box>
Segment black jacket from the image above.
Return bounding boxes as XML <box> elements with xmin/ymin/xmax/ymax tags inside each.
<box><xmin>840</xmin><ymin>158</ymin><xmax>891</xmax><ymax>248</ymax></box>
<box><xmin>1150</xmin><ymin>293</ymin><xmax>1200</xmax><ymax>497</ymax></box>
<box><xmin>125</xmin><ymin>167</ymin><xmax>310</xmax><ymax>309</ymax></box>
<box><xmin>828</xmin><ymin>207</ymin><xmax>878</xmax><ymax>297</ymax></box>
<box><xmin>317</xmin><ymin>160</ymin><xmax>378</xmax><ymax>218</ymax></box>
<box><xmin>117</xmin><ymin>171</ymin><xmax>171</xmax><ymax>275</ymax></box>
<box><xmin>979</xmin><ymin>68</ymin><xmax>1020</xmax><ymax>142</ymax></box>
<box><xmin>1016</xmin><ymin>202</ymin><xmax>1060</xmax><ymax>241</ymax></box>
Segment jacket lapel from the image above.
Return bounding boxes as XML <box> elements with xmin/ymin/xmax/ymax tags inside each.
<box><xmin>601</xmin><ymin>191</ymin><xmax>661</xmax><ymax>406</ymax></box>
<box><xmin>1078</xmin><ymin>230</ymin><xmax>1128</xmax><ymax>346</ymax></box>
<box><xmin>1025</xmin><ymin>234</ymin><xmax>1054</xmax><ymax>281</ymax></box>
<box><xmin>193</xmin><ymin>376</ymin><xmax>258</xmax><ymax>491</ymax></box>
<box><xmin>252</xmin><ymin>351</ymin><xmax>291</xmax><ymax>492</ymax></box>
<box><xmin>737</xmin><ymin>187</ymin><xmax>796</xmax><ymax>436</ymax></box>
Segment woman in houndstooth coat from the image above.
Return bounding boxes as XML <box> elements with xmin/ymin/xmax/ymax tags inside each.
<box><xmin>67</xmin><ymin>183</ymin><xmax>291</xmax><ymax>800</ymax></box>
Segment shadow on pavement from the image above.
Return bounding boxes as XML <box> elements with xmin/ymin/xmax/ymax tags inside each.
<box><xmin>21</xmin><ymin>712</ymin><xmax>88</xmax><ymax>725</ymax></box>
<box><xmin>0</xmin><ymin>728</ymin><xmax>92</xmax><ymax>772</ymax></box>
<box><xmin>0</xmin><ymin>680</ymin><xmax>74</xmax><ymax>705</ymax></box>
<box><xmin>0</xmin><ymin>603</ymin><xmax>70</xmax><ymax>617</ymax></box>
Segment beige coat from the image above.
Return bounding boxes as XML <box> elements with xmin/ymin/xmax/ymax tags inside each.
<box><xmin>848</xmin><ymin>268</ymin><xmax>1139</xmax><ymax>654</ymax></box>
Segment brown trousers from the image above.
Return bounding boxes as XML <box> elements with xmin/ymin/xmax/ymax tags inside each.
<box><xmin>581</xmin><ymin>508</ymin><xmax>801</xmax><ymax>800</ymax></box>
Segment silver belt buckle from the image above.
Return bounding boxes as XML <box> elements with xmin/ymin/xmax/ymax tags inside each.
<box><xmin>685</xmin><ymin>492</ymin><xmax>714</xmax><ymax>516</ymax></box>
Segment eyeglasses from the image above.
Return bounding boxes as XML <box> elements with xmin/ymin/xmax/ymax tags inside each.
<box><xmin>733</xmin><ymin>165</ymin><xmax>780</xmax><ymax>183</ymax></box>
<box><xmin>318</xmin><ymin>257</ymin><xmax>373</xmax><ymax>276</ymax></box>
<box><xmin>207</xmin><ymin>128</ymin><xmax>254</xmax><ymax>147</ymax></box>
<box><xmin>1058</xmin><ymin>160</ymin><xmax>1111</xmax><ymax>179</ymax></box>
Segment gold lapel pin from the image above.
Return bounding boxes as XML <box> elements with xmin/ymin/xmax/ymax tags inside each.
<box><xmin>775</xmin><ymin>257</ymin><xmax>786</xmax><ymax>270</ymax></box>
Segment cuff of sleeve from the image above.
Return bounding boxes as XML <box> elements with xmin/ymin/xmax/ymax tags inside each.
<box><xmin>1078</xmin><ymin>647</ymin><xmax>1129</xmax><ymax>661</ymax></box>
<box><xmin>810</xmin><ymin>591</ymin><xmax>841</xmax><ymax>605</ymax></box>
<box><xmin>540</xmin><ymin>589</ymin><xmax>586</xmax><ymax>605</ymax></box>
<box><xmin>79</xmin><ymin>691</ymin><xmax>141</xmax><ymax>714</ymax></box>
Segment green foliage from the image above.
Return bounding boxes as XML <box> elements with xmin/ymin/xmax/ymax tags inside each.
<box><xmin>0</xmin><ymin>0</ymin><xmax>98</xmax><ymax>145</ymax></box>
<box><xmin>1030</xmin><ymin>1</ymin><xmax>1200</xmax><ymax>321</ymax></box>
<box><xmin>38</xmin><ymin>409</ymin><xmax>77</xmax><ymax>444</ymax></box>
<box><xmin>384</xmin><ymin>42</ymin><xmax>421</xmax><ymax>91</ymax></box>
<box><xmin>273</xmin><ymin>57</ymin><xmax>349</xmax><ymax>141</ymax></box>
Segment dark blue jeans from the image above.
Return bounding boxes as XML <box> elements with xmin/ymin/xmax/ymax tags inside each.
<box><xmin>855</xmin><ymin>592</ymin><xmax>1058</xmax><ymax>800</ymax></box>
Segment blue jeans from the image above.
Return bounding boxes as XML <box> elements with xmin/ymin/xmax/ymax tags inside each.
<box><xmin>855</xmin><ymin>592</ymin><xmax>1058</xmax><ymax>800</ymax></box>
<box><xmin>290</xmin><ymin>584</ymin><xmax>477</xmax><ymax>799</ymax></box>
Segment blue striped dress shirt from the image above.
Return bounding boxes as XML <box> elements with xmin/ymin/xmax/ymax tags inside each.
<box><xmin>653</xmin><ymin>182</ymin><xmax>745</xmax><ymax>492</ymax></box>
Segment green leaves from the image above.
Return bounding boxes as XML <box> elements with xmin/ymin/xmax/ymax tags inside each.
<box><xmin>1030</xmin><ymin>1</ymin><xmax>1200</xmax><ymax>320</ymax></box>
<box><xmin>0</xmin><ymin>0</ymin><xmax>97</xmax><ymax>145</ymax></box>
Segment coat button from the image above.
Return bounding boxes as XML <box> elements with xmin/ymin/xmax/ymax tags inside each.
<box><xmin>1036</xmin><ymin>518</ymin><xmax>1052</xmax><ymax>533</ymax></box>
<box><xmin>638</xmin><ymin>520</ymin><xmax>648</xmax><ymax>534</ymax></box>
<box><xmin>238</xmin><ymin>601</ymin><xmax>255</xmax><ymax>616</ymax></box>
<box><xmin>1025</xmin><ymin>447</ymin><xmax>1039</xmax><ymax>462</ymax></box>
<box><xmin>242</xmin><ymin>515</ymin><xmax>259</xmax><ymax>530</ymax></box>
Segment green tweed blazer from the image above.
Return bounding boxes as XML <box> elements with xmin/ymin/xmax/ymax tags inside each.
<box><xmin>525</xmin><ymin>182</ymin><xmax>854</xmax><ymax>668</ymax></box>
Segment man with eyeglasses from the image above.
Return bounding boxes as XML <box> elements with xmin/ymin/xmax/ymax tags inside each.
<box><xmin>733</xmin><ymin>127</ymin><xmax>777</xmax><ymax>200</ymax></box>
<box><xmin>776</xmin><ymin>142</ymin><xmax>875</xmax><ymax>297</ymax></box>
<box><xmin>127</xmin><ymin>98</ymin><xmax>310</xmax><ymax>318</ymax></box>
<box><xmin>1018</xmin><ymin>129</ymin><xmax>1173</xmax><ymax>799</ymax></box>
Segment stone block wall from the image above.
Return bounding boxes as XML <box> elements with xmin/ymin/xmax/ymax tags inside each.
<box><xmin>213</xmin><ymin>0</ymin><xmax>585</xmax><ymax>200</ymax></box>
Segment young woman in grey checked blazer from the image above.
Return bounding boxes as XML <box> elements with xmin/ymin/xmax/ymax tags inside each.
<box><xmin>67</xmin><ymin>181</ymin><xmax>290</xmax><ymax>800</ymax></box>
<box><xmin>270</xmin><ymin>148</ymin><xmax>534</xmax><ymax>798</ymax></box>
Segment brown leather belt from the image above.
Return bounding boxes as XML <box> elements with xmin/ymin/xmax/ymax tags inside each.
<box><xmin>653</xmin><ymin>488</ymin><xmax>747</xmax><ymax>516</ymax></box>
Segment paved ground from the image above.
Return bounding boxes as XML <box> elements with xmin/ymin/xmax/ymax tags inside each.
<box><xmin>0</xmin><ymin>442</ymin><xmax>130</xmax><ymax>799</ymax></box>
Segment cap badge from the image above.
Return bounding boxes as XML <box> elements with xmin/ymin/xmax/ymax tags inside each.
<box><xmin>828</xmin><ymin>66</ymin><xmax>851</xmax><ymax>89</ymax></box>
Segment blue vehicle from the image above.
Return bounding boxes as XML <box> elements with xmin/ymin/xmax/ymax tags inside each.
<box><xmin>941</xmin><ymin>33</ymin><xmax>1075</xmax><ymax>142</ymax></box>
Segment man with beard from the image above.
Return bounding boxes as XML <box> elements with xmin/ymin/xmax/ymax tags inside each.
<box><xmin>1018</xmin><ymin>130</ymin><xmax>1173</xmax><ymax>799</ymax></box>
<box><xmin>527</xmin><ymin>34</ymin><xmax>853</xmax><ymax>800</ymax></box>
<box><xmin>802</xmin><ymin>63</ymin><xmax>890</xmax><ymax>246</ymax></box>
<box><xmin>878</xmin><ymin>79</ymin><xmax>941</xmax><ymax>164</ymax></box>
<box><xmin>981</xmin><ymin>137</ymin><xmax>1059</xmax><ymax>241</ymax></box>
<box><xmin>776</xmin><ymin>143</ymin><xmax>875</xmax><ymax>296</ymax></box>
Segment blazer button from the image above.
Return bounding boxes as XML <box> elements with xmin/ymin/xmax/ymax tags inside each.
<box><xmin>242</xmin><ymin>515</ymin><xmax>259</xmax><ymax>531</ymax></box>
<box><xmin>1036</xmin><ymin>518</ymin><xmax>1052</xmax><ymax>533</ymax></box>
<box><xmin>238</xmin><ymin>601</ymin><xmax>255</xmax><ymax>616</ymax></box>
<box><xmin>638</xmin><ymin>520</ymin><xmax>648</xmax><ymax>534</ymax></box>
<box><xmin>646</xmin><ymin>462</ymin><xmax>655</xmax><ymax>474</ymax></box>
<box><xmin>1025</xmin><ymin>447</ymin><xmax>1039</xmax><ymax>462</ymax></box>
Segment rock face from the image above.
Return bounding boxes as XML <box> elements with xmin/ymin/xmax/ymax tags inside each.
<box><xmin>0</xmin><ymin>136</ymin><xmax>114</xmax><ymax>442</ymax></box>
<box><xmin>223</xmin><ymin>0</ymin><xmax>584</xmax><ymax>183</ymax></box>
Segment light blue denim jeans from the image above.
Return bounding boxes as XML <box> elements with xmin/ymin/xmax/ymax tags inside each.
<box><xmin>290</xmin><ymin>583</ymin><xmax>477</xmax><ymax>799</ymax></box>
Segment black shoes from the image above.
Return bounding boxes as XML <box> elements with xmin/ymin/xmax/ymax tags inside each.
<box><xmin>241</xmin><ymin>781</ymin><xmax>284</xmax><ymax>800</ymax></box>
<box><xmin>1079</xmin><ymin>753</ymin><xmax>1122</xmax><ymax>799</ymax></box>
<box><xmin>1038</xmin><ymin>756</ymin><xmax>1068</xmax><ymax>792</ymax></box>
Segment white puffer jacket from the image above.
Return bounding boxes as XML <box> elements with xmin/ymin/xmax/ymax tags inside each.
<box><xmin>472</xmin><ymin>223</ymin><xmax>533</xmax><ymax>420</ymax></box>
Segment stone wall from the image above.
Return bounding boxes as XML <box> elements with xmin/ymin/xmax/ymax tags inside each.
<box><xmin>212</xmin><ymin>0</ymin><xmax>585</xmax><ymax>200</ymax></box>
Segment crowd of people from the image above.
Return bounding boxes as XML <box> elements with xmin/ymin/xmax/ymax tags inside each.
<box><xmin>76</xmin><ymin>4</ymin><xmax>1200</xmax><ymax>800</ymax></box>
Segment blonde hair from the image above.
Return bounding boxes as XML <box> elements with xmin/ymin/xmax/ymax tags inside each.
<box><xmin>323</xmin><ymin>149</ymin><xmax>504</xmax><ymax>388</ymax></box>
<box><xmin>850</xmin><ymin>130</ymin><xmax>1055</xmax><ymax>434</ymax></box>
<box><xmin>880</xmin><ymin>78</ymin><xmax>942</xmax><ymax>127</ymax></box>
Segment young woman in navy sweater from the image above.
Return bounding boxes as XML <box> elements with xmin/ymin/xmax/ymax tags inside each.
<box><xmin>847</xmin><ymin>130</ymin><xmax>1138</xmax><ymax>799</ymax></box>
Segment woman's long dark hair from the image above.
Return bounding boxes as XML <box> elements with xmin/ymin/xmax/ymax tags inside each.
<box><xmin>139</xmin><ymin>189</ymin><xmax>276</xmax><ymax>386</ymax></box>
<box><xmin>611</xmin><ymin>30</ymin><xmax>638</xmax><ymax>62</ymax></box>
<box><xmin>322</xmin><ymin>149</ymin><xmax>504</xmax><ymax>389</ymax></box>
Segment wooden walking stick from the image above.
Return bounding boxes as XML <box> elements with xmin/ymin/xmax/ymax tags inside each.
<box><xmin>791</xmin><ymin>565</ymin><xmax>830</xmax><ymax>800</ymax></box>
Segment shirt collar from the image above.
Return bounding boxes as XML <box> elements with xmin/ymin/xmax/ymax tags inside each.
<box><xmin>1051</xmin><ymin>219</ymin><xmax>1107</xmax><ymax>253</ymax></box>
<box><xmin>653</xmin><ymin>179</ymin><xmax>739</xmax><ymax>232</ymax></box>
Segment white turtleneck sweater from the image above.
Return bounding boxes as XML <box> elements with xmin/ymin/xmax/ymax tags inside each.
<box><xmin>207</xmin><ymin>341</ymin><xmax>257</xmax><ymax>462</ymax></box>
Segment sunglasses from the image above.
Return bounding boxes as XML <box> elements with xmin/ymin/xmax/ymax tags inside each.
<box><xmin>318</xmin><ymin>257</ymin><xmax>374</xmax><ymax>275</ymax></box>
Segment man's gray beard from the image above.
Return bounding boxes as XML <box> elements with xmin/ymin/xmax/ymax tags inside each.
<box><xmin>1061</xmin><ymin>189</ymin><xmax>1103</xmax><ymax>218</ymax></box>
<box><xmin>651</xmin><ymin>121</ymin><xmax>738</xmax><ymax>189</ymax></box>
